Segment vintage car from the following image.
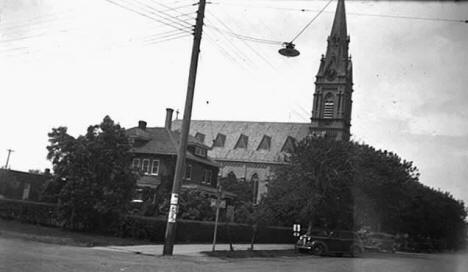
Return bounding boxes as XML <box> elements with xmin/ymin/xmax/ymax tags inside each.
<box><xmin>296</xmin><ymin>230</ymin><xmax>364</xmax><ymax>257</ymax></box>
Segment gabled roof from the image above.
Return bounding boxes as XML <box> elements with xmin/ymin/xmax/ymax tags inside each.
<box><xmin>172</xmin><ymin>120</ymin><xmax>312</xmax><ymax>164</ymax></box>
<box><xmin>126</xmin><ymin>126</ymin><xmax>218</xmax><ymax>167</ymax></box>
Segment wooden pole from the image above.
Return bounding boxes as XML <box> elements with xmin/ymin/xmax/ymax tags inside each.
<box><xmin>162</xmin><ymin>0</ymin><xmax>206</xmax><ymax>256</ymax></box>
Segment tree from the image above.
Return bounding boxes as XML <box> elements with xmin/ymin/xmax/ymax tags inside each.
<box><xmin>46</xmin><ymin>116</ymin><xmax>137</xmax><ymax>230</ymax></box>
<box><xmin>263</xmin><ymin>136</ymin><xmax>467</xmax><ymax>250</ymax></box>
<box><xmin>263</xmin><ymin>136</ymin><xmax>355</xmax><ymax>232</ymax></box>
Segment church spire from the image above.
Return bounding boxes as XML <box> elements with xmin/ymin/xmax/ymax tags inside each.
<box><xmin>330</xmin><ymin>0</ymin><xmax>347</xmax><ymax>41</ymax></box>
<box><xmin>310</xmin><ymin>0</ymin><xmax>353</xmax><ymax>141</ymax></box>
<box><xmin>317</xmin><ymin>0</ymin><xmax>350</xmax><ymax>78</ymax></box>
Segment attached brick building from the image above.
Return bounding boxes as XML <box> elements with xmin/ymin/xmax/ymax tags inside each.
<box><xmin>127</xmin><ymin>109</ymin><xmax>223</xmax><ymax>197</ymax></box>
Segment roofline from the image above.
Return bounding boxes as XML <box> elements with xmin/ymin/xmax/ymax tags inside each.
<box><xmin>215</xmin><ymin>158</ymin><xmax>288</xmax><ymax>166</ymax></box>
<box><xmin>173</xmin><ymin>119</ymin><xmax>311</xmax><ymax>126</ymax></box>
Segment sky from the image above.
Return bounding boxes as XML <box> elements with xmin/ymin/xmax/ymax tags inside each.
<box><xmin>0</xmin><ymin>0</ymin><xmax>467</xmax><ymax>204</ymax></box>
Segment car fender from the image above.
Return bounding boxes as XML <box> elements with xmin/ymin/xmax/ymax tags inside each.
<box><xmin>310</xmin><ymin>240</ymin><xmax>328</xmax><ymax>252</ymax></box>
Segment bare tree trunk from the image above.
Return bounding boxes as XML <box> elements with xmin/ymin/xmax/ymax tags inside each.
<box><xmin>307</xmin><ymin>213</ymin><xmax>315</xmax><ymax>235</ymax></box>
<box><xmin>226</xmin><ymin>222</ymin><xmax>234</xmax><ymax>251</ymax></box>
<box><xmin>249</xmin><ymin>224</ymin><xmax>258</xmax><ymax>251</ymax></box>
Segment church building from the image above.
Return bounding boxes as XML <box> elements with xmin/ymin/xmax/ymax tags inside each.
<box><xmin>172</xmin><ymin>0</ymin><xmax>353</xmax><ymax>201</ymax></box>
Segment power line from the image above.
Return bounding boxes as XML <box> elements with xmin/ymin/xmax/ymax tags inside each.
<box><xmin>143</xmin><ymin>33</ymin><xmax>192</xmax><ymax>45</ymax></box>
<box><xmin>205</xmin><ymin>24</ymin><xmax>282</xmax><ymax>45</ymax></box>
<box><xmin>211</xmin><ymin>1</ymin><xmax>468</xmax><ymax>24</ymax></box>
<box><xmin>203</xmin><ymin>31</ymin><xmax>245</xmax><ymax>68</ymax></box>
<box><xmin>205</xmin><ymin>16</ymin><xmax>255</xmax><ymax>67</ymax></box>
<box><xmin>104</xmin><ymin>0</ymin><xmax>193</xmax><ymax>33</ymax></box>
<box><xmin>142</xmin><ymin>30</ymin><xmax>192</xmax><ymax>43</ymax></box>
<box><xmin>290</xmin><ymin>0</ymin><xmax>334</xmax><ymax>42</ymax></box>
<box><xmin>118</xmin><ymin>0</ymin><xmax>194</xmax><ymax>28</ymax></box>
<box><xmin>206</xmin><ymin>10</ymin><xmax>276</xmax><ymax>69</ymax></box>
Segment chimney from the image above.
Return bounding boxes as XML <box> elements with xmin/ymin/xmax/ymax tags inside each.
<box><xmin>138</xmin><ymin>120</ymin><xmax>147</xmax><ymax>130</ymax></box>
<box><xmin>165</xmin><ymin>108</ymin><xmax>174</xmax><ymax>130</ymax></box>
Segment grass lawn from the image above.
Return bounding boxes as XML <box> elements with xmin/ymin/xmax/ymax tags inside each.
<box><xmin>0</xmin><ymin>218</ymin><xmax>150</xmax><ymax>247</ymax></box>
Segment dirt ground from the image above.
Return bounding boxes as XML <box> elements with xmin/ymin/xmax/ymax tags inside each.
<box><xmin>1</xmin><ymin>219</ymin><xmax>467</xmax><ymax>272</ymax></box>
<box><xmin>1</xmin><ymin>235</ymin><xmax>467</xmax><ymax>272</ymax></box>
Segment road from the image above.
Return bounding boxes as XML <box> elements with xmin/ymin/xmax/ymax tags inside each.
<box><xmin>1</xmin><ymin>236</ymin><xmax>467</xmax><ymax>272</ymax></box>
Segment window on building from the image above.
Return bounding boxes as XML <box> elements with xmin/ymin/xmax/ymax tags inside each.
<box><xmin>234</xmin><ymin>134</ymin><xmax>248</xmax><ymax>149</ymax></box>
<box><xmin>257</xmin><ymin>135</ymin><xmax>271</xmax><ymax>151</ymax></box>
<box><xmin>151</xmin><ymin>160</ymin><xmax>159</xmax><ymax>175</ymax></box>
<box><xmin>132</xmin><ymin>158</ymin><xmax>140</xmax><ymax>169</ymax></box>
<box><xmin>195</xmin><ymin>132</ymin><xmax>205</xmax><ymax>144</ymax></box>
<box><xmin>323</xmin><ymin>94</ymin><xmax>335</xmax><ymax>119</ymax></box>
<box><xmin>194</xmin><ymin>146</ymin><xmax>207</xmax><ymax>157</ymax></box>
<box><xmin>142</xmin><ymin>159</ymin><xmax>150</xmax><ymax>174</ymax></box>
<box><xmin>213</xmin><ymin>133</ymin><xmax>226</xmax><ymax>147</ymax></box>
<box><xmin>185</xmin><ymin>164</ymin><xmax>192</xmax><ymax>180</ymax></box>
<box><xmin>281</xmin><ymin>136</ymin><xmax>296</xmax><ymax>153</ymax></box>
<box><xmin>202</xmin><ymin>169</ymin><xmax>212</xmax><ymax>184</ymax></box>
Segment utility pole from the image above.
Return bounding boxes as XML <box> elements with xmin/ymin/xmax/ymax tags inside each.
<box><xmin>4</xmin><ymin>149</ymin><xmax>14</xmax><ymax>169</ymax></box>
<box><xmin>162</xmin><ymin>0</ymin><xmax>206</xmax><ymax>256</ymax></box>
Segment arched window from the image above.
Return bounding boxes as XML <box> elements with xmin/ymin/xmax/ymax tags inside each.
<box><xmin>323</xmin><ymin>93</ymin><xmax>335</xmax><ymax>119</ymax></box>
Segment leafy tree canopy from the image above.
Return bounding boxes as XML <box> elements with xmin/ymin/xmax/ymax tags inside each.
<box><xmin>46</xmin><ymin>116</ymin><xmax>138</xmax><ymax>230</ymax></box>
<box><xmin>262</xmin><ymin>137</ymin><xmax>467</xmax><ymax>250</ymax></box>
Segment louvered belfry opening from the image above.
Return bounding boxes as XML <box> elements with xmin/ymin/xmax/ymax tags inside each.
<box><xmin>323</xmin><ymin>100</ymin><xmax>334</xmax><ymax>119</ymax></box>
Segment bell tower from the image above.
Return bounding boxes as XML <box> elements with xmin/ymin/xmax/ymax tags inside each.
<box><xmin>310</xmin><ymin>0</ymin><xmax>353</xmax><ymax>141</ymax></box>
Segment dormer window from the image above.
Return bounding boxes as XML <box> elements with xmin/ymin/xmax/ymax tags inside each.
<box><xmin>281</xmin><ymin>136</ymin><xmax>296</xmax><ymax>153</ymax></box>
<box><xmin>234</xmin><ymin>134</ymin><xmax>248</xmax><ymax>149</ymax></box>
<box><xmin>195</xmin><ymin>132</ymin><xmax>205</xmax><ymax>144</ymax></box>
<box><xmin>194</xmin><ymin>146</ymin><xmax>207</xmax><ymax>158</ymax></box>
<box><xmin>257</xmin><ymin>135</ymin><xmax>271</xmax><ymax>151</ymax></box>
<box><xmin>213</xmin><ymin>133</ymin><xmax>226</xmax><ymax>147</ymax></box>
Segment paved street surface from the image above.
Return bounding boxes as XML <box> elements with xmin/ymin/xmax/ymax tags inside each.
<box><xmin>1</xmin><ymin>236</ymin><xmax>467</xmax><ymax>272</ymax></box>
<box><xmin>93</xmin><ymin>243</ymin><xmax>294</xmax><ymax>256</ymax></box>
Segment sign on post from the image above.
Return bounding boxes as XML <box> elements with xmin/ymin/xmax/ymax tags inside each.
<box><xmin>293</xmin><ymin>224</ymin><xmax>301</xmax><ymax>237</ymax></box>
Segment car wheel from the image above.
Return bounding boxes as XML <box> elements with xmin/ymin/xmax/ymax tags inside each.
<box><xmin>350</xmin><ymin>245</ymin><xmax>362</xmax><ymax>257</ymax></box>
<box><xmin>312</xmin><ymin>244</ymin><xmax>326</xmax><ymax>256</ymax></box>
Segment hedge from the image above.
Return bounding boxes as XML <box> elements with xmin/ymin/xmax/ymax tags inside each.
<box><xmin>0</xmin><ymin>198</ymin><xmax>58</xmax><ymax>226</ymax></box>
<box><xmin>118</xmin><ymin>215</ymin><xmax>294</xmax><ymax>243</ymax></box>
<box><xmin>0</xmin><ymin>198</ymin><xmax>294</xmax><ymax>244</ymax></box>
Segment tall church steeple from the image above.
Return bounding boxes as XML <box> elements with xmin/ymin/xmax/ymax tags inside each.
<box><xmin>311</xmin><ymin>0</ymin><xmax>353</xmax><ymax>141</ymax></box>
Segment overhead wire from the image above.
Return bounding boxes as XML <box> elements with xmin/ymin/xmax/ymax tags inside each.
<box><xmin>116</xmin><ymin>0</ymin><xmax>194</xmax><ymax>29</ymax></box>
<box><xmin>206</xmin><ymin>10</ymin><xmax>276</xmax><ymax>70</ymax></box>
<box><xmin>203</xmin><ymin>31</ymin><xmax>247</xmax><ymax>69</ymax></box>
<box><xmin>290</xmin><ymin>0</ymin><xmax>334</xmax><ymax>43</ymax></box>
<box><xmin>142</xmin><ymin>29</ymin><xmax>192</xmax><ymax>43</ymax></box>
<box><xmin>211</xmin><ymin>1</ymin><xmax>468</xmax><ymax>24</ymax></box>
<box><xmin>143</xmin><ymin>32</ymin><xmax>192</xmax><ymax>45</ymax></box>
<box><xmin>104</xmin><ymin>0</ymin><xmax>193</xmax><ymax>33</ymax></box>
<box><xmin>204</xmin><ymin>16</ymin><xmax>256</xmax><ymax>68</ymax></box>
<box><xmin>204</xmin><ymin>24</ymin><xmax>282</xmax><ymax>45</ymax></box>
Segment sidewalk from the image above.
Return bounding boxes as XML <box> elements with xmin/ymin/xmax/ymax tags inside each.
<box><xmin>92</xmin><ymin>243</ymin><xmax>295</xmax><ymax>257</ymax></box>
